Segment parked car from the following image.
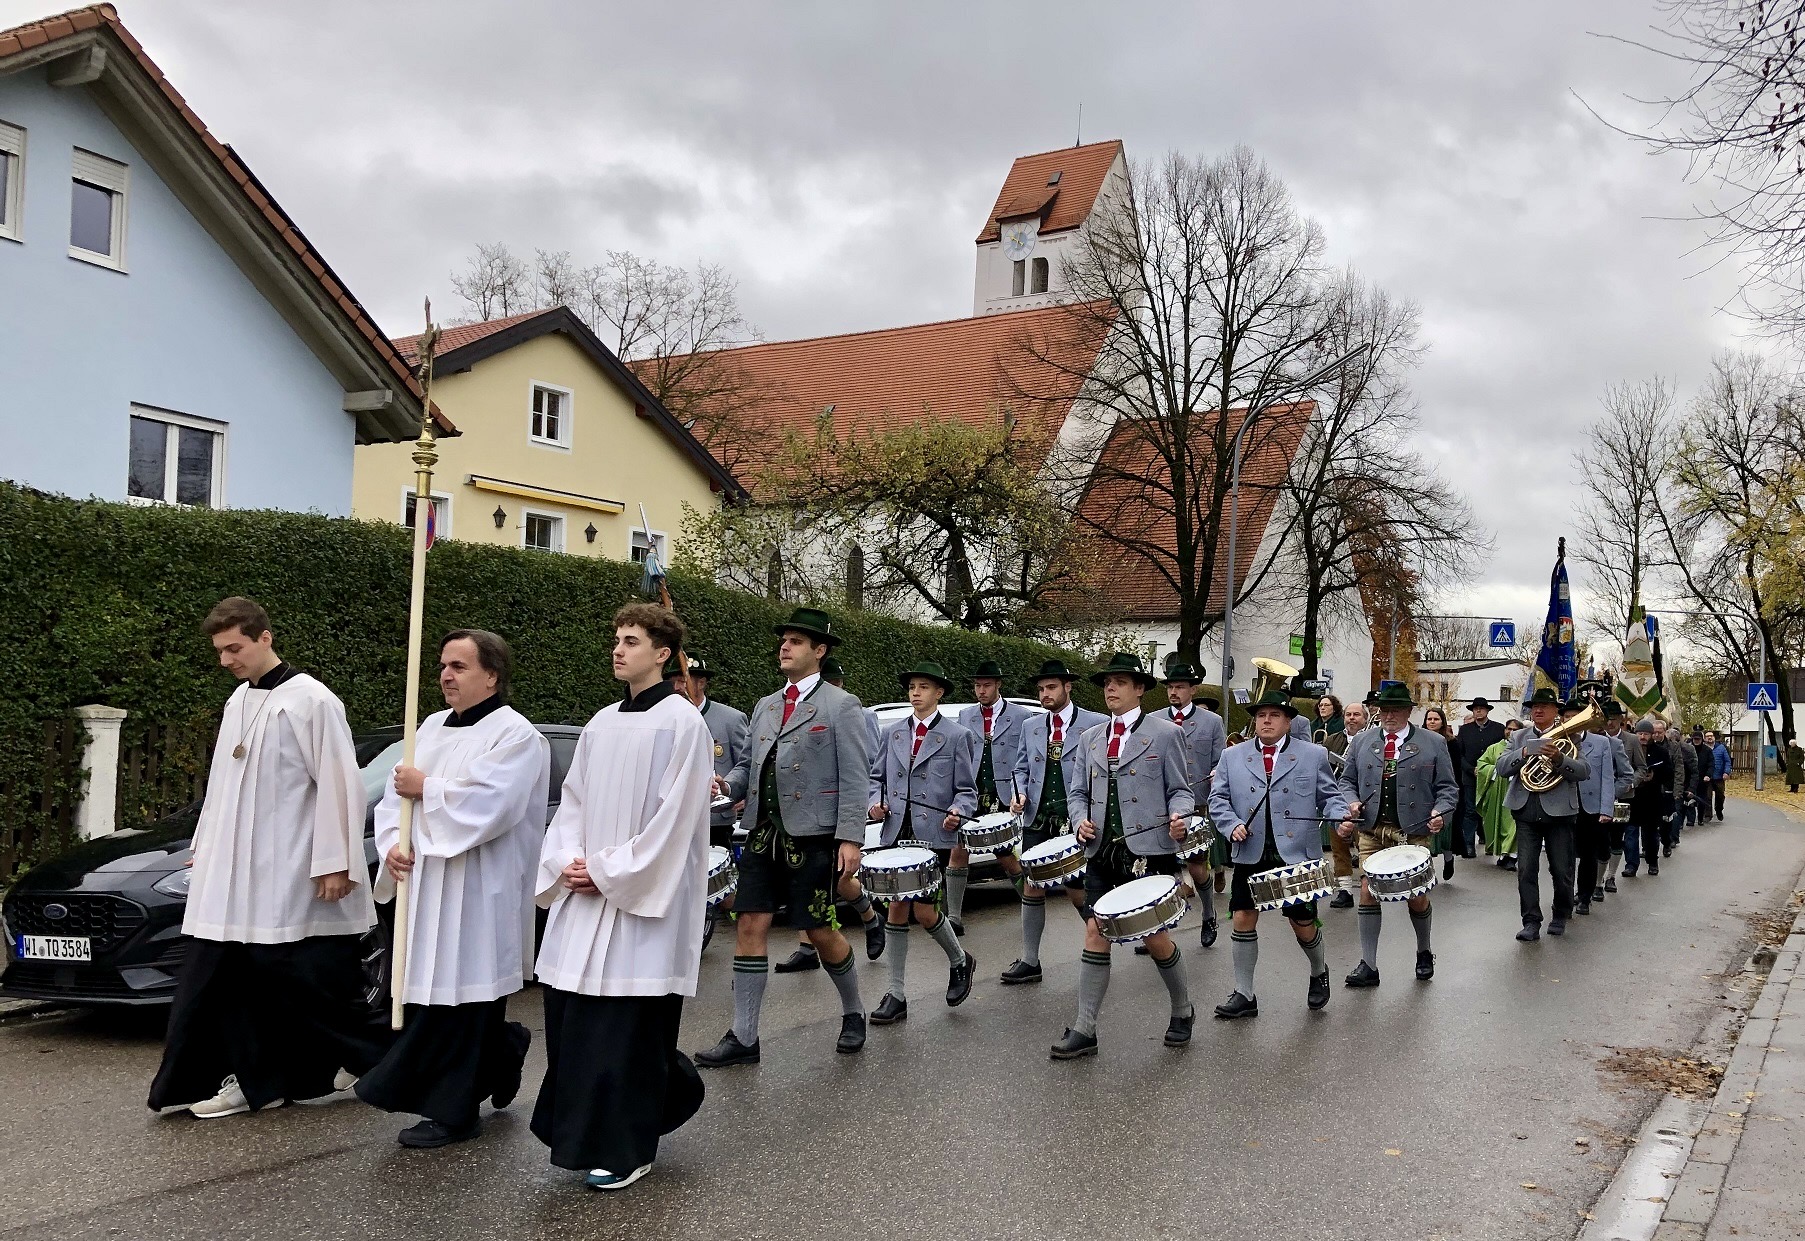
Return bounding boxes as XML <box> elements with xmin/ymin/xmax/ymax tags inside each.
<box><xmin>0</xmin><ymin>724</ymin><xmax>580</xmax><ymax>1009</ymax></box>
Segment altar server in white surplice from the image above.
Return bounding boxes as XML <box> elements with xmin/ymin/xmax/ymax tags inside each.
<box><xmin>530</xmin><ymin>603</ymin><xmax>712</xmax><ymax>1193</ymax></box>
<box><xmin>355</xmin><ymin>629</ymin><xmax>550</xmax><ymax>1149</ymax></box>
<box><xmin>148</xmin><ymin>597</ymin><xmax>391</xmax><ymax>1121</ymax></box>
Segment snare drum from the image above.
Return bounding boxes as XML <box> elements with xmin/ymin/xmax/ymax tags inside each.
<box><xmin>706</xmin><ymin>845</ymin><xmax>738</xmax><ymax>909</ymax></box>
<box><xmin>1091</xmin><ymin>875</ymin><xmax>1187</xmax><ymax>944</ymax></box>
<box><xmin>1247</xmin><ymin>856</ymin><xmax>1335</xmax><ymax>912</ymax></box>
<box><xmin>859</xmin><ymin>846</ymin><xmax>942</xmax><ymax>901</ymax></box>
<box><xmin>1174</xmin><ymin>815</ymin><xmax>1216</xmax><ymax>862</ymax></box>
<box><xmin>959</xmin><ymin>810</ymin><xmax>1022</xmax><ymax>855</ymax></box>
<box><xmin>1611</xmin><ymin>800</ymin><xmax>1630</xmax><ymax>824</ymax></box>
<box><xmin>1363</xmin><ymin>844</ymin><xmax>1435</xmax><ymax>902</ymax></box>
<box><xmin>1020</xmin><ymin>834</ymin><xmax>1087</xmax><ymax>888</ymax></box>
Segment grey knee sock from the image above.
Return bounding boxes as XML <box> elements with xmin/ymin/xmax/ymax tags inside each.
<box><xmin>1297</xmin><ymin>925</ymin><xmax>1327</xmax><ymax>974</ymax></box>
<box><xmin>945</xmin><ymin>867</ymin><xmax>971</xmax><ymax>919</ymax></box>
<box><xmin>1604</xmin><ymin>851</ymin><xmax>1621</xmax><ymax>881</ymax></box>
<box><xmin>1191</xmin><ymin>869</ymin><xmax>1216</xmax><ymax>921</ymax></box>
<box><xmin>1410</xmin><ymin>903</ymin><xmax>1432</xmax><ymax>953</ymax></box>
<box><xmin>849</xmin><ymin>890</ymin><xmax>875</xmax><ymax>923</ymax></box>
<box><xmin>1358</xmin><ymin>902</ymin><xmax>1381</xmax><ymax>969</ymax></box>
<box><xmin>884</xmin><ymin>923</ymin><xmax>909</xmax><ymax>997</ymax></box>
<box><xmin>731</xmin><ymin>956</ymin><xmax>768</xmax><ymax>1046</ymax></box>
<box><xmin>823</xmin><ymin>945</ymin><xmax>863</xmax><ymax>1016</ymax></box>
<box><xmin>1230</xmin><ymin>929</ymin><xmax>1258</xmax><ymax>999</ymax></box>
<box><xmin>1152</xmin><ymin>944</ymin><xmax>1191</xmax><ymax>1016</ymax></box>
<box><xmin>924</xmin><ymin>912</ymin><xmax>965</xmax><ymax>965</ymax></box>
<box><xmin>1074</xmin><ymin>949</ymin><xmax>1111</xmax><ymax>1036</ymax></box>
<box><xmin>1020</xmin><ymin>894</ymin><xmax>1047</xmax><ymax>966</ymax></box>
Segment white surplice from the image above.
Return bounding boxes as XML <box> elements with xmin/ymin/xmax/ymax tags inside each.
<box><xmin>533</xmin><ymin>691</ymin><xmax>712</xmax><ymax>997</ymax></box>
<box><xmin>372</xmin><ymin>703</ymin><xmax>550</xmax><ymax>1006</ymax></box>
<box><xmin>183</xmin><ymin>673</ymin><xmax>375</xmax><ymax>944</ymax></box>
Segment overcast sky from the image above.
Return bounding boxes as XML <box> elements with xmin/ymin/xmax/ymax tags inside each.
<box><xmin>7</xmin><ymin>0</ymin><xmax>1761</xmax><ymax>646</ymax></box>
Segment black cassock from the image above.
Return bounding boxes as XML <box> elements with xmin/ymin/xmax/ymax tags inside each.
<box><xmin>356</xmin><ymin>998</ymin><xmax>531</xmax><ymax>1127</ymax></box>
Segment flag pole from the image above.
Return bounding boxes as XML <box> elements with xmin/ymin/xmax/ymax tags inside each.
<box><xmin>391</xmin><ymin>300</ymin><xmax>440</xmax><ymax>1031</ymax></box>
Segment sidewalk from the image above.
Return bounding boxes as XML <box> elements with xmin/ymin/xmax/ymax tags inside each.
<box><xmin>1654</xmin><ymin>896</ymin><xmax>1805</xmax><ymax>1240</ymax></box>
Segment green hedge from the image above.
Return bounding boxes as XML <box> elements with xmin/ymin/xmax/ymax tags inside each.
<box><xmin>0</xmin><ymin>483</ymin><xmax>1103</xmax><ymax>865</ymax></box>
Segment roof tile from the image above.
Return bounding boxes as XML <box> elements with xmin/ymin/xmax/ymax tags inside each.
<box><xmin>393</xmin><ymin>309</ymin><xmax>549</xmax><ymax>364</ymax></box>
<box><xmin>976</xmin><ymin>140</ymin><xmax>1123</xmax><ymax>243</ymax></box>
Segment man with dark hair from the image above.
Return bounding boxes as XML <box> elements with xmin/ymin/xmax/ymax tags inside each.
<box><xmin>1455</xmin><ymin>698</ymin><xmax>1505</xmax><ymax>861</ymax></box>
<box><xmin>357</xmin><ymin>630</ymin><xmax>550</xmax><ymax>1148</ymax></box>
<box><xmin>530</xmin><ymin>603</ymin><xmax>710</xmax><ymax>1191</ymax></box>
<box><xmin>1157</xmin><ymin>661</ymin><xmax>1228</xmax><ymax>947</ymax></box>
<box><xmin>149</xmin><ymin>597</ymin><xmax>390</xmax><ymax>1120</ymax></box>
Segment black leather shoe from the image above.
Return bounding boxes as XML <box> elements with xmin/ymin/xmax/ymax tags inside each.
<box><xmin>1575</xmin><ymin>901</ymin><xmax>1591</xmax><ymax>916</ymax></box>
<box><xmin>1592</xmin><ymin>886</ymin><xmax>1606</xmax><ymax>902</ymax></box>
<box><xmin>773</xmin><ymin>946</ymin><xmax>820</xmax><ymax>974</ymax></box>
<box><xmin>1648</xmin><ymin>863</ymin><xmax>1660</xmax><ymax>876</ymax></box>
<box><xmin>863</xmin><ymin>916</ymin><xmax>885</xmax><ymax>960</ymax></box>
<box><xmin>1462</xmin><ymin>845</ymin><xmax>1476</xmax><ymax>859</ymax></box>
<box><xmin>1501</xmin><ymin>855</ymin><xmax>1518</xmax><ymax>871</ymax></box>
<box><xmin>1344</xmin><ymin>961</ymin><xmax>1380</xmax><ymax>988</ymax></box>
<box><xmin>1516</xmin><ymin>924</ymin><xmax>1540</xmax><ymax>942</ymax></box>
<box><xmin>947</xmin><ymin>952</ymin><xmax>976</xmax><ymax>1006</ymax></box>
<box><xmin>1164</xmin><ymin>1006</ymin><xmax>1196</xmax><ymax>1046</ymax></box>
<box><xmin>1604</xmin><ymin>877</ymin><xmax>1618</xmax><ymax>893</ymax></box>
<box><xmin>1050</xmin><ymin>1028</ymin><xmax>1099</xmax><ymax>1059</ymax></box>
<box><xmin>695</xmin><ymin>1030</ymin><xmax>760</xmax><ymax>1068</ymax></box>
<box><xmin>999</xmin><ymin>959</ymin><xmax>1043</xmax><ymax>985</ymax></box>
<box><xmin>398</xmin><ymin>1117</ymin><xmax>481</xmax><ymax>1149</ymax></box>
<box><xmin>1213</xmin><ymin>991</ymin><xmax>1259</xmax><ymax>1019</ymax></box>
<box><xmin>1329</xmin><ymin>890</ymin><xmax>1355</xmax><ymax>909</ymax></box>
<box><xmin>1622</xmin><ymin>865</ymin><xmax>1638</xmax><ymax>878</ymax></box>
<box><xmin>1443</xmin><ymin>853</ymin><xmax>1456</xmax><ymax>880</ymax></box>
<box><xmin>869</xmin><ymin>994</ymin><xmax>908</xmax><ymax>1025</ymax></box>
<box><xmin>1415</xmin><ymin>951</ymin><xmax>1435</xmax><ymax>981</ymax></box>
<box><xmin>1662</xmin><ymin>846</ymin><xmax>1673</xmax><ymax>859</ymax></box>
<box><xmin>1308</xmin><ymin>970</ymin><xmax>1331</xmax><ymax>1010</ymax></box>
<box><xmin>949</xmin><ymin>916</ymin><xmax>965</xmax><ymax>937</ymax></box>
<box><xmin>1548</xmin><ymin>919</ymin><xmax>1566</xmax><ymax>936</ymax></box>
<box><xmin>836</xmin><ymin>1013</ymin><xmax>866</xmax><ymax>1054</ymax></box>
<box><xmin>1200</xmin><ymin>917</ymin><xmax>1219</xmax><ymax>948</ymax></box>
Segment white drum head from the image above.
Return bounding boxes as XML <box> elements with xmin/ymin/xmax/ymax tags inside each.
<box><xmin>968</xmin><ymin>811</ymin><xmax>1016</xmax><ymax>831</ymax></box>
<box><xmin>1365</xmin><ymin>844</ymin><xmax>1430</xmax><ymax>880</ymax></box>
<box><xmin>707</xmin><ymin>845</ymin><xmax>732</xmax><ymax>871</ymax></box>
<box><xmin>1021</xmin><ymin>835</ymin><xmax>1078</xmax><ymax>863</ymax></box>
<box><xmin>1093</xmin><ymin>874</ymin><xmax>1178</xmax><ymax>918</ymax></box>
<box><xmin>865</xmin><ymin>845</ymin><xmax>937</xmax><ymax>871</ymax></box>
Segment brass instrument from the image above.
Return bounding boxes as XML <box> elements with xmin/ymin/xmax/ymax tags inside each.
<box><xmin>1251</xmin><ymin>656</ymin><xmax>1299</xmax><ymax>704</ymax></box>
<box><xmin>1520</xmin><ymin>701</ymin><xmax>1602</xmax><ymax>793</ymax></box>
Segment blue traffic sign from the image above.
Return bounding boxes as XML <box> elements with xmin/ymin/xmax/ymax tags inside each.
<box><xmin>1488</xmin><ymin>621</ymin><xmax>1516</xmax><ymax>648</ymax></box>
<box><xmin>1747</xmin><ymin>682</ymin><xmax>1780</xmax><ymax>711</ymax></box>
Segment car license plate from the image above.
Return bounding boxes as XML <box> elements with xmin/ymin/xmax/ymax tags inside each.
<box><xmin>19</xmin><ymin>935</ymin><xmax>91</xmax><ymax>962</ymax></box>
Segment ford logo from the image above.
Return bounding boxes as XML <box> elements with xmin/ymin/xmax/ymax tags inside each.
<box><xmin>43</xmin><ymin>903</ymin><xmax>69</xmax><ymax>921</ymax></box>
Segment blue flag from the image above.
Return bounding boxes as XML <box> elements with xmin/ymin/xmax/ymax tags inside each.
<box><xmin>1524</xmin><ymin>540</ymin><xmax>1577</xmax><ymax>707</ymax></box>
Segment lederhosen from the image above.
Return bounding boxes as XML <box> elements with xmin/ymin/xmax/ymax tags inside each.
<box><xmin>737</xmin><ymin>694</ymin><xmax>839</xmax><ymax>929</ymax></box>
<box><xmin>1083</xmin><ymin>718</ymin><xmax>1178</xmax><ymax>917</ymax></box>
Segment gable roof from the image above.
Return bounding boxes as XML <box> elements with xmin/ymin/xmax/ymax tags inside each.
<box><xmin>975</xmin><ymin>140</ymin><xmax>1124</xmax><ymax>244</ymax></box>
<box><xmin>0</xmin><ymin>6</ymin><xmax>450</xmax><ymax>442</ymax></box>
<box><xmin>394</xmin><ymin>306</ymin><xmax>746</xmax><ymax>499</ymax></box>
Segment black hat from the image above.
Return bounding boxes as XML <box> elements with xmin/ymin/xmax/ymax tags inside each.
<box><xmin>1089</xmin><ymin>652</ymin><xmax>1157</xmax><ymax>691</ymax></box>
<box><xmin>898</xmin><ymin>661</ymin><xmax>953</xmax><ymax>693</ymax></box>
<box><xmin>1372</xmin><ymin>682</ymin><xmax>1414</xmax><ymax>708</ymax></box>
<box><xmin>969</xmin><ymin>659</ymin><xmax>1005</xmax><ymax>680</ymax></box>
<box><xmin>821</xmin><ymin>656</ymin><xmax>845</xmax><ymax>684</ymax></box>
<box><xmin>1525</xmin><ymin>686</ymin><xmax>1561</xmax><ymax>707</ymax></box>
<box><xmin>1026</xmin><ymin>659</ymin><xmax>1080</xmax><ymax>689</ymax></box>
<box><xmin>1250</xmin><ymin>690</ymin><xmax>1300</xmax><ymax>718</ymax></box>
<box><xmin>1162</xmin><ymin>660</ymin><xmax>1202</xmax><ymax>685</ymax></box>
<box><xmin>1559</xmin><ymin>697</ymin><xmax>1584</xmax><ymax>714</ymax></box>
<box><xmin>1467</xmin><ymin>696</ymin><xmax>1493</xmax><ymax>710</ymax></box>
<box><xmin>1601</xmin><ymin>698</ymin><xmax>1625</xmax><ymax>718</ymax></box>
<box><xmin>1362</xmin><ymin>689</ymin><xmax>1379</xmax><ymax>706</ymax></box>
<box><xmin>1200</xmin><ymin>696</ymin><xmax>1221</xmax><ymax>713</ymax></box>
<box><xmin>773</xmin><ymin>606</ymin><xmax>842</xmax><ymax>648</ymax></box>
<box><xmin>664</xmin><ymin>654</ymin><xmax>710</xmax><ymax>680</ymax></box>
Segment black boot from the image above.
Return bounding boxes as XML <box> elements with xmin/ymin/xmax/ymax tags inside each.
<box><xmin>1050</xmin><ymin>1028</ymin><xmax>1098</xmax><ymax>1059</ymax></box>
<box><xmin>947</xmin><ymin>952</ymin><xmax>976</xmax><ymax>1006</ymax></box>
<box><xmin>1307</xmin><ymin>970</ymin><xmax>1331</xmax><ymax>1010</ymax></box>
<box><xmin>869</xmin><ymin>994</ymin><xmax>908</xmax><ymax>1025</ymax></box>
<box><xmin>835</xmin><ymin>1013</ymin><xmax>866</xmax><ymax>1054</ymax></box>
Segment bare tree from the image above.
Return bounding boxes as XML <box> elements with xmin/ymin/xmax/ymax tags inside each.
<box><xmin>1572</xmin><ymin>377</ymin><xmax>1678</xmax><ymax>638</ymax></box>
<box><xmin>449</xmin><ymin>242</ymin><xmax>532</xmax><ymax>321</ymax></box>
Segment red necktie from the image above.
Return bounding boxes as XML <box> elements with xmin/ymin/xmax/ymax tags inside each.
<box><xmin>1383</xmin><ymin>732</ymin><xmax>1398</xmax><ymax>761</ymax></box>
<box><xmin>1174</xmin><ymin>707</ymin><xmax>1188</xmax><ymax>724</ymax></box>
<box><xmin>982</xmin><ymin>705</ymin><xmax>995</xmax><ymax>739</ymax></box>
<box><xmin>1051</xmin><ymin>715</ymin><xmax>1064</xmax><ymax>746</ymax></box>
<box><xmin>781</xmin><ymin>683</ymin><xmax>799</xmax><ymax>727</ymax></box>
<box><xmin>1108</xmin><ymin>720</ymin><xmax>1126</xmax><ymax>761</ymax></box>
<box><xmin>1263</xmin><ymin>744</ymin><xmax>1276</xmax><ymax>775</ymax></box>
<box><xmin>912</xmin><ymin>721</ymin><xmax>927</xmax><ymax>758</ymax></box>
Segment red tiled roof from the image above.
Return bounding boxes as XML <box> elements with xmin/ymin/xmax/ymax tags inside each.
<box><xmin>695</xmin><ymin>303</ymin><xmax>1113</xmax><ymax>496</ymax></box>
<box><xmin>1076</xmin><ymin>403</ymin><xmax>1314</xmax><ymax>620</ymax></box>
<box><xmin>975</xmin><ymin>140</ymin><xmax>1124</xmax><ymax>243</ymax></box>
<box><xmin>393</xmin><ymin>310</ymin><xmax>547</xmax><ymax>365</ymax></box>
<box><xmin>0</xmin><ymin>6</ymin><xmax>449</xmax><ymax>436</ymax></box>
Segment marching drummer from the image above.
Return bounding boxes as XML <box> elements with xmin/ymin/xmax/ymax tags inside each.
<box><xmin>668</xmin><ymin>656</ymin><xmax>748</xmax><ymax>947</ymax></box>
<box><xmin>1207</xmin><ymin>690</ymin><xmax>1350</xmax><ymax>1019</ymax></box>
<box><xmin>1156</xmin><ymin>660</ymin><xmax>1227</xmax><ymax>948</ymax></box>
<box><xmin>1052</xmin><ymin>653</ymin><xmax>1194</xmax><ymax>1060</ymax></box>
<box><xmin>947</xmin><ymin>661</ymin><xmax>1027</xmax><ymax>934</ymax></box>
<box><xmin>1335</xmin><ymin>683</ymin><xmax>1458</xmax><ymax>987</ymax></box>
<box><xmin>1002</xmin><ymin>660</ymin><xmax>1107</xmax><ymax>985</ymax></box>
<box><xmin>867</xmin><ymin>661</ymin><xmax>979</xmax><ymax>1026</ymax></box>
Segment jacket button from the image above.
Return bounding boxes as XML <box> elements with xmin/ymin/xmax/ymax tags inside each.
<box><xmin>1131</xmin><ymin>796</ymin><xmax>1139</xmax><ymax>803</ymax></box>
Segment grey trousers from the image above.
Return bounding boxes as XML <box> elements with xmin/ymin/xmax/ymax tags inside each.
<box><xmin>1513</xmin><ymin>814</ymin><xmax>1576</xmax><ymax>925</ymax></box>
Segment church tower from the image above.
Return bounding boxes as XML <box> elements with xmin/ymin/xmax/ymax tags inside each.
<box><xmin>972</xmin><ymin>139</ymin><xmax>1128</xmax><ymax>316</ymax></box>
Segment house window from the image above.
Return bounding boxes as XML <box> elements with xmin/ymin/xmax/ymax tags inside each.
<box><xmin>0</xmin><ymin>119</ymin><xmax>23</xmax><ymax>242</ymax></box>
<box><xmin>523</xmin><ymin>511</ymin><xmax>563</xmax><ymax>553</ymax></box>
<box><xmin>1011</xmin><ymin>259</ymin><xmax>1025</xmax><ymax>297</ymax></box>
<box><xmin>631</xmin><ymin>529</ymin><xmax>668</xmax><ymax>566</ymax></box>
<box><xmin>69</xmin><ymin>148</ymin><xmax>127</xmax><ymax>269</ymax></box>
<box><xmin>530</xmin><ymin>382</ymin><xmax>572</xmax><ymax>447</ymax></box>
<box><xmin>1030</xmin><ymin>256</ymin><xmax>1049</xmax><ymax>294</ymax></box>
<box><xmin>1501</xmin><ymin>684</ymin><xmax>1513</xmax><ymax>702</ymax></box>
<box><xmin>127</xmin><ymin>407</ymin><xmax>223</xmax><ymax>507</ymax></box>
<box><xmin>402</xmin><ymin>489</ymin><xmax>451</xmax><ymax>540</ymax></box>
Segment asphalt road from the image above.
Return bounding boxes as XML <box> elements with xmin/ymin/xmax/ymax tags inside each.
<box><xmin>3</xmin><ymin>800</ymin><xmax>1801</xmax><ymax>1241</ymax></box>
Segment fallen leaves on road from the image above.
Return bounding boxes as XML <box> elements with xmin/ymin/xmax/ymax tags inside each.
<box><xmin>1521</xmin><ymin>1182</ymin><xmax>1538</xmax><ymax>1190</ymax></box>
<box><xmin>1600</xmin><ymin>1046</ymin><xmax>1726</xmax><ymax>1097</ymax></box>
<box><xmin>1384</xmin><ymin>1148</ymin><xmax>1402</xmax><ymax>1157</ymax></box>
<box><xmin>1745</xmin><ymin>891</ymin><xmax>1805</xmax><ymax>947</ymax></box>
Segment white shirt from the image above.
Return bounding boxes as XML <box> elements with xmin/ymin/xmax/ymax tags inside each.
<box><xmin>534</xmin><ymin>688</ymin><xmax>713</xmax><ymax>997</ymax></box>
<box><xmin>373</xmin><ymin>703</ymin><xmax>550</xmax><ymax>1006</ymax></box>
<box><xmin>183</xmin><ymin>672</ymin><xmax>374</xmax><ymax>944</ymax></box>
<box><xmin>1109</xmin><ymin>707</ymin><xmax>1143</xmax><ymax>733</ymax></box>
<box><xmin>786</xmin><ymin>672</ymin><xmax>822</xmax><ymax>701</ymax></box>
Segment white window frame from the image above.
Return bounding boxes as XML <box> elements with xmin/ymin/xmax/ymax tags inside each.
<box><xmin>629</xmin><ymin>526</ymin><xmax>669</xmax><ymax>566</ymax></box>
<box><xmin>125</xmin><ymin>405</ymin><xmax>226</xmax><ymax>508</ymax></box>
<box><xmin>0</xmin><ymin>119</ymin><xmax>24</xmax><ymax>243</ymax></box>
<box><xmin>68</xmin><ymin>147</ymin><xmax>128</xmax><ymax>271</ymax></box>
<box><xmin>528</xmin><ymin>381</ymin><xmax>573</xmax><ymax>450</ymax></box>
<box><xmin>399</xmin><ymin>487</ymin><xmax>452</xmax><ymax>540</ymax></box>
<box><xmin>522</xmin><ymin>509</ymin><xmax>565</xmax><ymax>553</ymax></box>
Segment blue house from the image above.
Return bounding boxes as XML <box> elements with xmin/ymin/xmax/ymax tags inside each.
<box><xmin>0</xmin><ymin>6</ymin><xmax>449</xmax><ymax>515</ymax></box>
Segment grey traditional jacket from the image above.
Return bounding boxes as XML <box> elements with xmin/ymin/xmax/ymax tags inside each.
<box><xmin>868</xmin><ymin>714</ymin><xmax>979</xmax><ymax>849</ymax></box>
<box><xmin>1576</xmin><ymin>730</ymin><xmax>1634</xmax><ymax>818</ymax></box>
<box><xmin>1068</xmin><ymin>714</ymin><xmax>1194</xmax><ymax>858</ymax></box>
<box><xmin>731</xmin><ymin>679</ymin><xmax>871</xmax><ymax>844</ymax></box>
<box><xmin>1496</xmin><ymin>723</ymin><xmax>1592</xmax><ymax>817</ymax></box>
<box><xmin>954</xmin><ymin>699</ymin><xmax>1028</xmax><ymax>808</ymax></box>
<box><xmin>1157</xmin><ymin>704</ymin><xmax>1227</xmax><ymax>806</ymax></box>
<box><xmin>1337</xmin><ymin>723</ymin><xmax>1460</xmax><ymax>839</ymax></box>
<box><xmin>1209</xmin><ymin>736</ymin><xmax>1350</xmax><ymax>866</ymax></box>
<box><xmin>700</xmin><ymin>698</ymin><xmax>749</xmax><ymax>828</ymax></box>
<box><xmin>1013</xmin><ymin>704</ymin><xmax>1109</xmax><ymax>827</ymax></box>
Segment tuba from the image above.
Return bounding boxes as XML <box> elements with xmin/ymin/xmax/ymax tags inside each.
<box><xmin>1250</xmin><ymin>656</ymin><xmax>1300</xmax><ymax>704</ymax></box>
<box><xmin>1519</xmin><ymin>701</ymin><xmax>1602</xmax><ymax>793</ymax></box>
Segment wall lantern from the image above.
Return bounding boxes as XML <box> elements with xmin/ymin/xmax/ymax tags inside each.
<box><xmin>492</xmin><ymin>505</ymin><xmax>507</xmax><ymax>529</ymax></box>
<box><xmin>584</xmin><ymin>522</ymin><xmax>599</xmax><ymax>544</ymax></box>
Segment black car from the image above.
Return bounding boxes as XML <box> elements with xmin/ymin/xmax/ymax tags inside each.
<box><xmin>0</xmin><ymin>724</ymin><xmax>580</xmax><ymax>1008</ymax></box>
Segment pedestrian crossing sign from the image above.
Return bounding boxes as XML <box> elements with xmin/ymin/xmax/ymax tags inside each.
<box><xmin>1488</xmin><ymin>621</ymin><xmax>1516</xmax><ymax>648</ymax></box>
<box><xmin>1747</xmin><ymin>682</ymin><xmax>1780</xmax><ymax>711</ymax></box>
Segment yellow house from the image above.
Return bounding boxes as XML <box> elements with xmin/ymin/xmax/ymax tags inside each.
<box><xmin>353</xmin><ymin>307</ymin><xmax>742</xmax><ymax>562</ymax></box>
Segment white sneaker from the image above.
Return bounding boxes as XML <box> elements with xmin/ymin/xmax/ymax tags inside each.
<box><xmin>585</xmin><ymin>1163</ymin><xmax>653</xmax><ymax>1191</ymax></box>
<box><xmin>190</xmin><ymin>1075</ymin><xmax>283</xmax><ymax>1120</ymax></box>
<box><xmin>296</xmin><ymin>1068</ymin><xmax>360</xmax><ymax>1105</ymax></box>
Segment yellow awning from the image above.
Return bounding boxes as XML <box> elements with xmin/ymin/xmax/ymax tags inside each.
<box><xmin>465</xmin><ymin>474</ymin><xmax>626</xmax><ymax>515</ymax></box>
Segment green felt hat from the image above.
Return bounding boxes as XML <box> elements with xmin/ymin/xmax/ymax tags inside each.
<box><xmin>1162</xmin><ymin>660</ymin><xmax>1203</xmax><ymax>685</ymax></box>
<box><xmin>969</xmin><ymin>659</ymin><xmax>1005</xmax><ymax>681</ymax></box>
<box><xmin>1089</xmin><ymin>652</ymin><xmax>1156</xmax><ymax>691</ymax></box>
<box><xmin>1250</xmin><ymin>689</ymin><xmax>1300</xmax><ymax>718</ymax></box>
<box><xmin>773</xmin><ymin>606</ymin><xmax>842</xmax><ymax>648</ymax></box>
<box><xmin>898</xmin><ymin>661</ymin><xmax>953</xmax><ymax>693</ymax></box>
<box><xmin>1026</xmin><ymin>658</ymin><xmax>1080</xmax><ymax>689</ymax></box>
<box><xmin>1601</xmin><ymin>698</ymin><xmax>1625</xmax><ymax>718</ymax></box>
<box><xmin>1372</xmin><ymin>682</ymin><xmax>1415</xmax><ymax>708</ymax></box>
<box><xmin>820</xmin><ymin>656</ymin><xmax>845</xmax><ymax>684</ymax></box>
<box><xmin>1525</xmin><ymin>686</ymin><xmax>1561</xmax><ymax>706</ymax></box>
<box><xmin>664</xmin><ymin>654</ymin><xmax>710</xmax><ymax>680</ymax></box>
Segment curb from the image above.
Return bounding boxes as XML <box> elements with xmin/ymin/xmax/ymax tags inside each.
<box><xmin>0</xmin><ymin>997</ymin><xmax>66</xmax><ymax>1026</ymax></box>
